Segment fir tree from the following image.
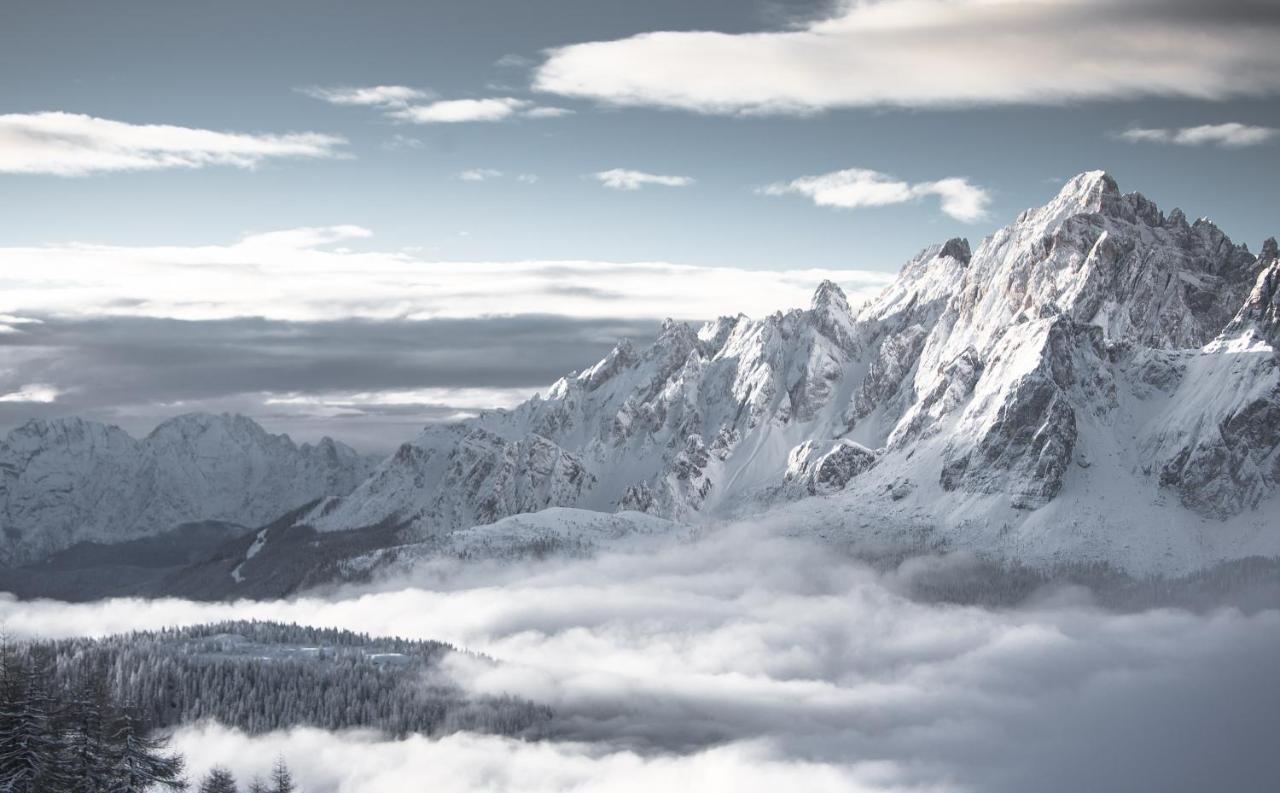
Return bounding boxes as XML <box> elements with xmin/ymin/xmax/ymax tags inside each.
<box><xmin>198</xmin><ymin>766</ymin><xmax>239</xmax><ymax>793</ymax></box>
<box><xmin>269</xmin><ymin>756</ymin><xmax>295</xmax><ymax>793</ymax></box>
<box><xmin>104</xmin><ymin>712</ymin><xmax>187</xmax><ymax>792</ymax></box>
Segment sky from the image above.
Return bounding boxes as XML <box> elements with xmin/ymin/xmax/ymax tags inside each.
<box><xmin>2</xmin><ymin>0</ymin><xmax>1279</xmax><ymax>449</ymax></box>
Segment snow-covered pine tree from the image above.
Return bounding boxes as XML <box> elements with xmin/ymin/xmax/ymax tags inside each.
<box><xmin>269</xmin><ymin>756</ymin><xmax>295</xmax><ymax>793</ymax></box>
<box><xmin>0</xmin><ymin>645</ymin><xmax>71</xmax><ymax>792</ymax></box>
<box><xmin>104</xmin><ymin>712</ymin><xmax>187</xmax><ymax>792</ymax></box>
<box><xmin>198</xmin><ymin>766</ymin><xmax>239</xmax><ymax>793</ymax></box>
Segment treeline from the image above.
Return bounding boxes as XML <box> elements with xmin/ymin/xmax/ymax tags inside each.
<box><xmin>29</xmin><ymin>621</ymin><xmax>552</xmax><ymax>738</ymax></box>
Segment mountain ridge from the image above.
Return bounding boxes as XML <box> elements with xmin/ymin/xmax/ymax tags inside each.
<box><xmin>3</xmin><ymin>171</ymin><xmax>1277</xmax><ymax>575</ymax></box>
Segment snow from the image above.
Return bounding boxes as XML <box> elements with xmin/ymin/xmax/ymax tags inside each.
<box><xmin>5</xmin><ymin>171</ymin><xmax>1277</xmax><ymax>577</ymax></box>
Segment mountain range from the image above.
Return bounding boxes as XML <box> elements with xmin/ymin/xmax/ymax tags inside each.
<box><xmin>3</xmin><ymin>171</ymin><xmax>1276</xmax><ymax>584</ymax></box>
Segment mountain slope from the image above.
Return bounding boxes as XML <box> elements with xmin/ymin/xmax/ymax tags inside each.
<box><xmin>0</xmin><ymin>413</ymin><xmax>374</xmax><ymax>563</ymax></box>
<box><xmin>305</xmin><ymin>171</ymin><xmax>1276</xmax><ymax>572</ymax></box>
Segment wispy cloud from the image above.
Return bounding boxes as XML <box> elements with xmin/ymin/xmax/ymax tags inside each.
<box><xmin>535</xmin><ymin>0</ymin><xmax>1280</xmax><ymax>113</ymax></box>
<box><xmin>0</xmin><ymin>227</ymin><xmax>892</xmax><ymax>323</ymax></box>
<box><xmin>593</xmin><ymin>169</ymin><xmax>694</xmax><ymax>191</ymax></box>
<box><xmin>457</xmin><ymin>169</ymin><xmax>539</xmax><ymax>183</ymax></box>
<box><xmin>458</xmin><ymin>168</ymin><xmax>505</xmax><ymax>182</ymax></box>
<box><xmin>303</xmin><ymin>85</ymin><xmax>571</xmax><ymax>124</ymax></box>
<box><xmin>761</xmin><ymin>168</ymin><xmax>991</xmax><ymax>222</ymax></box>
<box><xmin>1118</xmin><ymin>122</ymin><xmax>1277</xmax><ymax>148</ymax></box>
<box><xmin>299</xmin><ymin>85</ymin><xmax>429</xmax><ymax>108</ymax></box>
<box><xmin>0</xmin><ymin>384</ymin><xmax>60</xmax><ymax>403</ymax></box>
<box><xmin>391</xmin><ymin>98</ymin><xmax>571</xmax><ymax>124</ymax></box>
<box><xmin>0</xmin><ymin>112</ymin><xmax>347</xmax><ymax>176</ymax></box>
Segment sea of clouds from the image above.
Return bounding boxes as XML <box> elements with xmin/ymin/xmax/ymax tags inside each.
<box><xmin>4</xmin><ymin>523</ymin><xmax>1277</xmax><ymax>792</ymax></box>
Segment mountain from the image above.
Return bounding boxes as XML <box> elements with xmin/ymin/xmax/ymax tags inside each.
<box><xmin>303</xmin><ymin>171</ymin><xmax>1277</xmax><ymax>572</ymax></box>
<box><xmin>3</xmin><ymin>172</ymin><xmax>1275</xmax><ymax>579</ymax></box>
<box><xmin>0</xmin><ymin>413</ymin><xmax>375</xmax><ymax>563</ymax></box>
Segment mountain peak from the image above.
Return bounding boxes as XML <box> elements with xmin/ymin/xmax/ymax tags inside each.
<box><xmin>811</xmin><ymin>279</ymin><xmax>849</xmax><ymax>311</ymax></box>
<box><xmin>1051</xmin><ymin>170</ymin><xmax>1120</xmax><ymax>213</ymax></box>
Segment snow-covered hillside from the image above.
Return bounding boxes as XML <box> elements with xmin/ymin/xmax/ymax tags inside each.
<box><xmin>0</xmin><ymin>413</ymin><xmax>374</xmax><ymax>563</ymax></box>
<box><xmin>305</xmin><ymin>171</ymin><xmax>1278</xmax><ymax>572</ymax></box>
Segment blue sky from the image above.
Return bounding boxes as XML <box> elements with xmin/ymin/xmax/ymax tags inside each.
<box><xmin>1</xmin><ymin>0</ymin><xmax>1278</xmax><ymax>447</ymax></box>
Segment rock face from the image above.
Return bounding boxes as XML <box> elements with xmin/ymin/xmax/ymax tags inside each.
<box><xmin>0</xmin><ymin>413</ymin><xmax>373</xmax><ymax>563</ymax></box>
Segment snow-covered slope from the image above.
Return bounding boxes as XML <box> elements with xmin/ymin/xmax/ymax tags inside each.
<box><xmin>307</xmin><ymin>171</ymin><xmax>1277</xmax><ymax>572</ymax></box>
<box><xmin>0</xmin><ymin>413</ymin><xmax>374</xmax><ymax>563</ymax></box>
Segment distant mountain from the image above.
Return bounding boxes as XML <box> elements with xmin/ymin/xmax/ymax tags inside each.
<box><xmin>0</xmin><ymin>413</ymin><xmax>375</xmax><ymax>563</ymax></box>
<box><xmin>297</xmin><ymin>172</ymin><xmax>1276</xmax><ymax>571</ymax></box>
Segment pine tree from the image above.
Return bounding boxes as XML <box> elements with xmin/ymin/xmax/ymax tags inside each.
<box><xmin>198</xmin><ymin>766</ymin><xmax>239</xmax><ymax>793</ymax></box>
<box><xmin>246</xmin><ymin>777</ymin><xmax>268</xmax><ymax>793</ymax></box>
<box><xmin>269</xmin><ymin>756</ymin><xmax>295</xmax><ymax>793</ymax></box>
<box><xmin>64</xmin><ymin>664</ymin><xmax>118</xmax><ymax>793</ymax></box>
<box><xmin>104</xmin><ymin>712</ymin><xmax>187</xmax><ymax>792</ymax></box>
<box><xmin>0</xmin><ymin>646</ymin><xmax>70</xmax><ymax>793</ymax></box>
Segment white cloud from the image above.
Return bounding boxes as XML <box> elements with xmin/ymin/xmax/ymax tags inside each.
<box><xmin>534</xmin><ymin>0</ymin><xmax>1280</xmax><ymax>113</ymax></box>
<box><xmin>0</xmin><ymin>112</ymin><xmax>347</xmax><ymax>176</ymax></box>
<box><xmin>761</xmin><ymin>168</ymin><xmax>990</xmax><ymax>222</ymax></box>
<box><xmin>523</xmin><ymin>106</ymin><xmax>574</xmax><ymax>119</ymax></box>
<box><xmin>300</xmin><ymin>85</ymin><xmax>429</xmax><ymax>108</ymax></box>
<box><xmin>1119</xmin><ymin>122</ymin><xmax>1277</xmax><ymax>148</ymax></box>
<box><xmin>0</xmin><ymin>384</ymin><xmax>60</xmax><ymax>403</ymax></box>
<box><xmin>458</xmin><ymin>168</ymin><xmax>505</xmax><ymax>182</ymax></box>
<box><xmin>394</xmin><ymin>97</ymin><xmax>532</xmax><ymax>124</ymax></box>
<box><xmin>594</xmin><ymin>169</ymin><xmax>695</xmax><ymax>191</ymax></box>
<box><xmin>457</xmin><ymin>169</ymin><xmax>539</xmax><ymax>184</ymax></box>
<box><xmin>0</xmin><ymin>227</ymin><xmax>893</xmax><ymax>323</ymax></box>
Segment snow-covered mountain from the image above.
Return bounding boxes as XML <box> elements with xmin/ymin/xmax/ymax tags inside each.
<box><xmin>0</xmin><ymin>413</ymin><xmax>374</xmax><ymax>563</ymax></box>
<box><xmin>304</xmin><ymin>171</ymin><xmax>1277</xmax><ymax>571</ymax></box>
<box><xmin>5</xmin><ymin>172</ymin><xmax>1276</xmax><ymax>575</ymax></box>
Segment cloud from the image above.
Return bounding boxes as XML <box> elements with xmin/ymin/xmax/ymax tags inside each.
<box><xmin>0</xmin><ymin>231</ymin><xmax>888</xmax><ymax>448</ymax></box>
<box><xmin>533</xmin><ymin>0</ymin><xmax>1280</xmax><ymax>113</ymax></box>
<box><xmin>458</xmin><ymin>169</ymin><xmax>539</xmax><ymax>183</ymax></box>
<box><xmin>0</xmin><ymin>384</ymin><xmax>60</xmax><ymax>403</ymax></box>
<box><xmin>0</xmin><ymin>112</ymin><xmax>347</xmax><ymax>176</ymax></box>
<box><xmin>761</xmin><ymin>168</ymin><xmax>991</xmax><ymax>222</ymax></box>
<box><xmin>390</xmin><ymin>98</ymin><xmax>572</xmax><ymax>124</ymax></box>
<box><xmin>393</xmin><ymin>97</ymin><xmax>532</xmax><ymax>123</ymax></box>
<box><xmin>1119</xmin><ymin>122</ymin><xmax>1277</xmax><ymax>147</ymax></box>
<box><xmin>3</xmin><ymin>524</ymin><xmax>1279</xmax><ymax>793</ymax></box>
<box><xmin>0</xmin><ymin>227</ymin><xmax>891</xmax><ymax>323</ymax></box>
<box><xmin>0</xmin><ymin>314</ymin><xmax>657</xmax><ymax>449</ymax></box>
<box><xmin>300</xmin><ymin>85</ymin><xmax>430</xmax><ymax>108</ymax></box>
<box><xmin>523</xmin><ymin>106</ymin><xmax>575</xmax><ymax>119</ymax></box>
<box><xmin>458</xmin><ymin>168</ymin><xmax>505</xmax><ymax>182</ymax></box>
<box><xmin>594</xmin><ymin>169</ymin><xmax>695</xmax><ymax>190</ymax></box>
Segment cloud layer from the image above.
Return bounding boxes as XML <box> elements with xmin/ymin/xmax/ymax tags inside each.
<box><xmin>1119</xmin><ymin>122</ymin><xmax>1277</xmax><ymax>147</ymax></box>
<box><xmin>593</xmin><ymin>169</ymin><xmax>695</xmax><ymax>190</ymax></box>
<box><xmin>0</xmin><ymin>112</ymin><xmax>346</xmax><ymax>176</ymax></box>
<box><xmin>762</xmin><ymin>168</ymin><xmax>990</xmax><ymax>222</ymax></box>
<box><xmin>0</xmin><ymin>227</ymin><xmax>890</xmax><ymax>323</ymax></box>
<box><xmin>3</xmin><ymin>524</ymin><xmax>1278</xmax><ymax>792</ymax></box>
<box><xmin>0</xmin><ymin>228</ymin><xmax>888</xmax><ymax>447</ymax></box>
<box><xmin>534</xmin><ymin>0</ymin><xmax>1280</xmax><ymax>113</ymax></box>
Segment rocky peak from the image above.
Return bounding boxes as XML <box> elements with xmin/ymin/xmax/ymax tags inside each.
<box><xmin>808</xmin><ymin>280</ymin><xmax>859</xmax><ymax>353</ymax></box>
<box><xmin>1262</xmin><ymin>237</ymin><xmax>1278</xmax><ymax>263</ymax></box>
<box><xmin>938</xmin><ymin>237</ymin><xmax>971</xmax><ymax>265</ymax></box>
